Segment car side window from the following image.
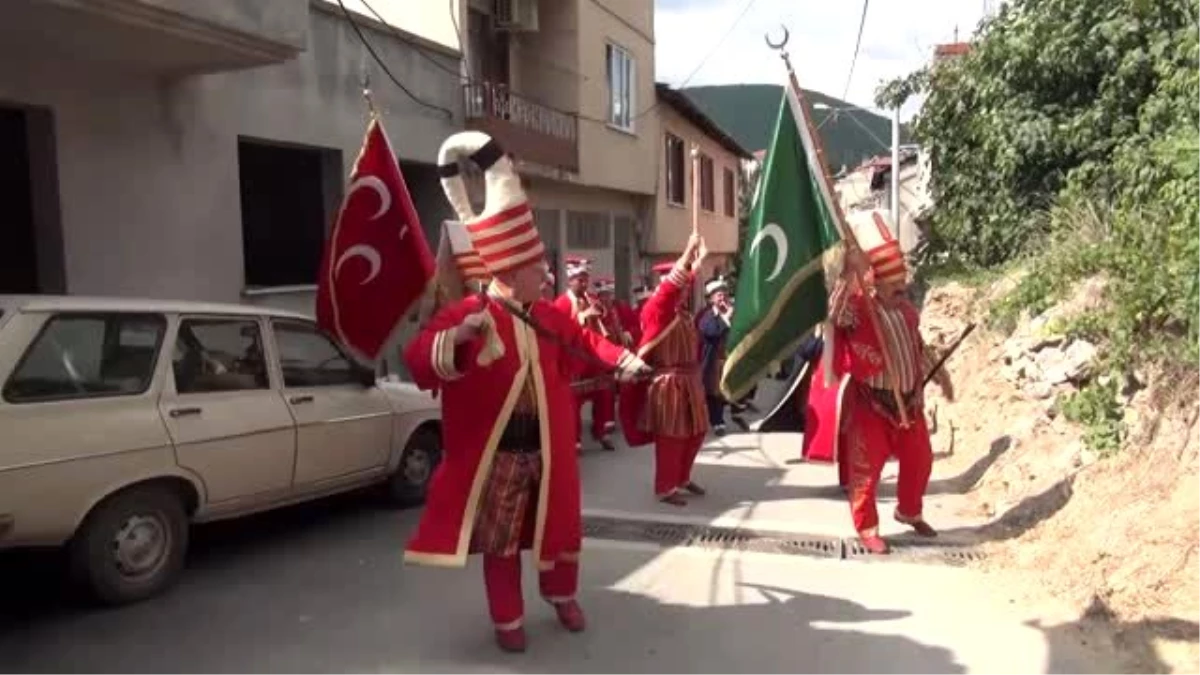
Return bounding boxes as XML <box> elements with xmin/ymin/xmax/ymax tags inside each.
<box><xmin>3</xmin><ymin>312</ymin><xmax>166</xmax><ymax>403</ymax></box>
<box><xmin>273</xmin><ymin>321</ymin><xmax>357</xmax><ymax>388</ymax></box>
<box><xmin>173</xmin><ymin>318</ymin><xmax>269</xmax><ymax>394</ymax></box>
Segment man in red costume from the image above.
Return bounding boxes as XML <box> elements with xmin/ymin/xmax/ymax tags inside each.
<box><xmin>801</xmin><ymin>210</ymin><xmax>954</xmax><ymax>554</ymax></box>
<box><xmin>592</xmin><ymin>277</ymin><xmax>633</xmax><ymax>347</ymax></box>
<box><xmin>404</xmin><ymin>131</ymin><xmax>649</xmax><ymax>652</ymax></box>
<box><xmin>620</xmin><ymin>234</ymin><xmax>711</xmax><ymax>505</ymax></box>
<box><xmin>554</xmin><ymin>257</ymin><xmax>618</xmax><ymax>451</ymax></box>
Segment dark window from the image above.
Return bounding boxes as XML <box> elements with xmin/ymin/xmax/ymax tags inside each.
<box><xmin>173</xmin><ymin>318</ymin><xmax>268</xmax><ymax>393</ymax></box>
<box><xmin>238</xmin><ymin>139</ymin><xmax>341</xmax><ymax>288</ymax></box>
<box><xmin>699</xmin><ymin>154</ymin><xmax>715</xmax><ymax>212</ymax></box>
<box><xmin>605</xmin><ymin>43</ymin><xmax>635</xmax><ymax>130</ymax></box>
<box><xmin>566</xmin><ymin>211</ymin><xmax>611</xmax><ymax>249</ymax></box>
<box><xmin>665</xmin><ymin>134</ymin><xmax>685</xmax><ymax>205</ymax></box>
<box><xmin>4</xmin><ymin>313</ymin><xmax>166</xmax><ymax>403</ymax></box>
<box><xmin>723</xmin><ymin>167</ymin><xmax>736</xmax><ymax>217</ymax></box>
<box><xmin>273</xmin><ymin>320</ymin><xmax>358</xmax><ymax>388</ymax></box>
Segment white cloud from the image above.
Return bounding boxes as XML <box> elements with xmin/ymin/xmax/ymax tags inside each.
<box><xmin>654</xmin><ymin>0</ymin><xmax>993</xmax><ymax>121</ymax></box>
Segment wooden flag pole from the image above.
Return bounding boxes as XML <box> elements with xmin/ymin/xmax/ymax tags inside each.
<box><xmin>690</xmin><ymin>145</ymin><xmax>701</xmax><ymax>235</ymax></box>
<box><xmin>766</xmin><ymin>25</ymin><xmax>911</xmax><ymax>428</ymax></box>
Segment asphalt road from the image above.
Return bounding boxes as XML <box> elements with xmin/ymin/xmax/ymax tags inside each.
<box><xmin>0</xmin><ymin>486</ymin><xmax>1107</xmax><ymax>673</ymax></box>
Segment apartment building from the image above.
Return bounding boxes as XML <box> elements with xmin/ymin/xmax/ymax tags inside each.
<box><xmin>458</xmin><ymin>0</ymin><xmax>657</xmax><ymax>299</ymax></box>
<box><xmin>647</xmin><ymin>84</ymin><xmax>752</xmax><ymax>308</ymax></box>
<box><xmin>0</xmin><ymin>0</ymin><xmax>461</xmax><ymax>314</ymax></box>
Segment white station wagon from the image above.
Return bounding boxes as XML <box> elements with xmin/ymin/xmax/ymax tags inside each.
<box><xmin>0</xmin><ymin>295</ymin><xmax>441</xmax><ymax>605</ymax></box>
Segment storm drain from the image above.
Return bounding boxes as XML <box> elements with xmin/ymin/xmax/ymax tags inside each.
<box><xmin>582</xmin><ymin>515</ymin><xmax>987</xmax><ymax>567</ymax></box>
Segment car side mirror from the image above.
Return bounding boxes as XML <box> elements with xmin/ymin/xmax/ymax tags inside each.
<box><xmin>356</xmin><ymin>364</ymin><xmax>377</xmax><ymax>388</ymax></box>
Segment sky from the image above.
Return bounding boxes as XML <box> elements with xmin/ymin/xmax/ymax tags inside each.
<box><xmin>654</xmin><ymin>0</ymin><xmax>998</xmax><ymax>121</ymax></box>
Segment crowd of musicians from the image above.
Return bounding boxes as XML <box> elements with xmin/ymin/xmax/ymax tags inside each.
<box><xmin>402</xmin><ymin>130</ymin><xmax>953</xmax><ymax>653</ymax></box>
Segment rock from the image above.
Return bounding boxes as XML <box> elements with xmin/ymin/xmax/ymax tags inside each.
<box><xmin>1037</xmin><ymin>340</ymin><xmax>1097</xmax><ymax>385</ymax></box>
<box><xmin>1024</xmin><ymin>380</ymin><xmax>1055</xmax><ymax>400</ymax></box>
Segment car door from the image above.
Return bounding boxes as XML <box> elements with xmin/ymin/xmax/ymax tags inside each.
<box><xmin>158</xmin><ymin>315</ymin><xmax>297</xmax><ymax>505</ymax></box>
<box><xmin>269</xmin><ymin>319</ymin><xmax>392</xmax><ymax>488</ymax></box>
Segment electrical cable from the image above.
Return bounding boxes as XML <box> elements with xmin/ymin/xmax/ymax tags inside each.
<box><xmin>841</xmin><ymin>0</ymin><xmax>870</xmax><ymax>102</ymax></box>
<box><xmin>335</xmin><ymin>0</ymin><xmax>453</xmax><ymax>119</ymax></box>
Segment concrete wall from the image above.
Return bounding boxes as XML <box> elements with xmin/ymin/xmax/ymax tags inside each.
<box><xmin>509</xmin><ymin>0</ymin><xmax>580</xmax><ymax>114</ymax></box>
<box><xmin>141</xmin><ymin>0</ymin><xmax>309</xmax><ymax>50</ymax></box>
<box><xmin>574</xmin><ymin>0</ymin><xmax>656</xmax><ymax>196</ymax></box>
<box><xmin>0</xmin><ymin>4</ymin><xmax>461</xmax><ymax>309</ymax></box>
<box><xmin>650</xmin><ymin>102</ymin><xmax>742</xmax><ymax>256</ymax></box>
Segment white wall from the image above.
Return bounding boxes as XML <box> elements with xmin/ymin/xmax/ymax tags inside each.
<box><xmin>0</xmin><ymin>5</ymin><xmax>462</xmax><ymax>305</ymax></box>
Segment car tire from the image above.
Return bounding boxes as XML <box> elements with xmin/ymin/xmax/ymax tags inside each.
<box><xmin>385</xmin><ymin>427</ymin><xmax>442</xmax><ymax>508</ymax></box>
<box><xmin>68</xmin><ymin>484</ymin><xmax>189</xmax><ymax>606</ymax></box>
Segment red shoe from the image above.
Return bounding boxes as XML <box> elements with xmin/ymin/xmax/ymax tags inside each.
<box><xmin>553</xmin><ymin>600</ymin><xmax>587</xmax><ymax>632</ymax></box>
<box><xmin>859</xmin><ymin>534</ymin><xmax>891</xmax><ymax>555</ymax></box>
<box><xmin>494</xmin><ymin>626</ymin><xmax>527</xmax><ymax>653</ymax></box>
<box><xmin>896</xmin><ymin>514</ymin><xmax>938</xmax><ymax>538</ymax></box>
<box><xmin>659</xmin><ymin>493</ymin><xmax>687</xmax><ymax>507</ymax></box>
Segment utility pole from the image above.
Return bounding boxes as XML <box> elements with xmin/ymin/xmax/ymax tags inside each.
<box><xmin>891</xmin><ymin>106</ymin><xmax>901</xmax><ymax>242</ymax></box>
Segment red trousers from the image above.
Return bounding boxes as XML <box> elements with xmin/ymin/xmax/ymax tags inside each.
<box><xmin>575</xmin><ymin>387</ymin><xmax>615</xmax><ymax>441</ymax></box>
<box><xmin>483</xmin><ymin>555</ymin><xmax>578</xmax><ymax>629</ymax></box>
<box><xmin>842</xmin><ymin>389</ymin><xmax>933</xmax><ymax>535</ymax></box>
<box><xmin>653</xmin><ymin>434</ymin><xmax>705</xmax><ymax>497</ymax></box>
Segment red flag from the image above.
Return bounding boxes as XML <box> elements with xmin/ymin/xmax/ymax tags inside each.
<box><xmin>316</xmin><ymin>117</ymin><xmax>435</xmax><ymax>362</ymax></box>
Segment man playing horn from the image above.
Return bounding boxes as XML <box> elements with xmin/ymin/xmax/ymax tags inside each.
<box><xmin>554</xmin><ymin>257</ymin><xmax>618</xmax><ymax>451</ymax></box>
<box><xmin>801</xmin><ymin>210</ymin><xmax>954</xmax><ymax>555</ymax></box>
<box><xmin>403</xmin><ymin>131</ymin><xmax>650</xmax><ymax>653</ymax></box>
<box><xmin>619</xmin><ymin>234</ymin><xmax>711</xmax><ymax>505</ymax></box>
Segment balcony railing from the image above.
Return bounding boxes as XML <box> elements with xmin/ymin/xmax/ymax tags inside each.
<box><xmin>463</xmin><ymin>82</ymin><xmax>579</xmax><ymax>173</ymax></box>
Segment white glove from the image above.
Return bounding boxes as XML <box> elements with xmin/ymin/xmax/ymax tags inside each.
<box><xmin>453</xmin><ymin>310</ymin><xmax>489</xmax><ymax>345</ymax></box>
<box><xmin>617</xmin><ymin>355</ymin><xmax>651</xmax><ymax>382</ymax></box>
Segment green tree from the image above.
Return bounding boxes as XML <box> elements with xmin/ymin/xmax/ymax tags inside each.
<box><xmin>876</xmin><ymin>0</ymin><xmax>1198</xmax><ymax>269</ymax></box>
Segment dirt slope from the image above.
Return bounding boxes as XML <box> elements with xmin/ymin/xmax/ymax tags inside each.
<box><xmin>918</xmin><ymin>279</ymin><xmax>1199</xmax><ymax>674</ymax></box>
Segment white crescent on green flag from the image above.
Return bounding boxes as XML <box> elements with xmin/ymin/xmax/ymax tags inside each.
<box><xmin>719</xmin><ymin>84</ymin><xmax>843</xmax><ymax>402</ymax></box>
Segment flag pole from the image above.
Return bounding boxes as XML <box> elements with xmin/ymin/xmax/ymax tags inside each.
<box><xmin>690</xmin><ymin>145</ymin><xmax>701</xmax><ymax>235</ymax></box>
<box><xmin>766</xmin><ymin>25</ymin><xmax>911</xmax><ymax>428</ymax></box>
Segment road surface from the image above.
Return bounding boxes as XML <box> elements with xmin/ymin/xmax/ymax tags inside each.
<box><xmin>0</xmin><ymin>400</ymin><xmax>1109</xmax><ymax>672</ymax></box>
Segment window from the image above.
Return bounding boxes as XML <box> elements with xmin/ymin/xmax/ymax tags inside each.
<box><xmin>273</xmin><ymin>321</ymin><xmax>358</xmax><ymax>388</ymax></box>
<box><xmin>238</xmin><ymin>138</ymin><xmax>342</xmax><ymax>288</ymax></box>
<box><xmin>664</xmin><ymin>134</ymin><xmax>685</xmax><ymax>205</ymax></box>
<box><xmin>173</xmin><ymin>318</ymin><xmax>268</xmax><ymax>394</ymax></box>
<box><xmin>699</xmin><ymin>154</ymin><xmax>715</xmax><ymax>212</ymax></box>
<box><xmin>4</xmin><ymin>313</ymin><xmax>166</xmax><ymax>403</ymax></box>
<box><xmin>723</xmin><ymin>167</ymin><xmax>736</xmax><ymax>217</ymax></box>
<box><xmin>566</xmin><ymin>211</ymin><xmax>611</xmax><ymax>249</ymax></box>
<box><xmin>605</xmin><ymin>43</ymin><xmax>636</xmax><ymax>131</ymax></box>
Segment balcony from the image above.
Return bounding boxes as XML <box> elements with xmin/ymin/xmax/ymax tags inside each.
<box><xmin>463</xmin><ymin>82</ymin><xmax>579</xmax><ymax>174</ymax></box>
<box><xmin>4</xmin><ymin>0</ymin><xmax>307</xmax><ymax>75</ymax></box>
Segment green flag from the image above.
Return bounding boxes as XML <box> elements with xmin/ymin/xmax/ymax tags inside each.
<box><xmin>719</xmin><ymin>85</ymin><xmax>842</xmax><ymax>402</ymax></box>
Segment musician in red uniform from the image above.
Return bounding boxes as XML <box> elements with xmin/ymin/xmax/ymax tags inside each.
<box><xmin>620</xmin><ymin>234</ymin><xmax>711</xmax><ymax>505</ymax></box>
<box><xmin>554</xmin><ymin>258</ymin><xmax>618</xmax><ymax>451</ymax></box>
<box><xmin>592</xmin><ymin>277</ymin><xmax>633</xmax><ymax>347</ymax></box>
<box><xmin>801</xmin><ymin>210</ymin><xmax>954</xmax><ymax>554</ymax></box>
<box><xmin>618</xmin><ymin>285</ymin><xmax>647</xmax><ymax>345</ymax></box>
<box><xmin>404</xmin><ymin>131</ymin><xmax>649</xmax><ymax>652</ymax></box>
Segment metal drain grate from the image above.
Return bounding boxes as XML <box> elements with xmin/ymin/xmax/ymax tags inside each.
<box><xmin>582</xmin><ymin>515</ymin><xmax>987</xmax><ymax>566</ymax></box>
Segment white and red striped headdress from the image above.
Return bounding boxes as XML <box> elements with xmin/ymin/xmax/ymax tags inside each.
<box><xmin>444</xmin><ymin>220</ymin><xmax>489</xmax><ymax>283</ymax></box>
<box><xmin>437</xmin><ymin>132</ymin><xmax>544</xmax><ymax>275</ymax></box>
<box><xmin>847</xmin><ymin>209</ymin><xmax>907</xmax><ymax>285</ymax></box>
<box><xmin>593</xmin><ymin>277</ymin><xmax>615</xmax><ymax>294</ymax></box>
<box><xmin>565</xmin><ymin>256</ymin><xmax>592</xmax><ymax>279</ymax></box>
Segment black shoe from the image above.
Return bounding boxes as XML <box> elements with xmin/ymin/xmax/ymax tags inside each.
<box><xmin>713</xmin><ymin>424</ymin><xmax>726</xmax><ymax>437</ymax></box>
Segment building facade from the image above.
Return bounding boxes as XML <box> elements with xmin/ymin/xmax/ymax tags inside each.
<box><xmin>647</xmin><ymin>84</ymin><xmax>751</xmax><ymax>308</ymax></box>
<box><xmin>0</xmin><ymin>0</ymin><xmax>463</xmax><ymax>316</ymax></box>
<box><xmin>458</xmin><ymin>0</ymin><xmax>657</xmax><ymax>300</ymax></box>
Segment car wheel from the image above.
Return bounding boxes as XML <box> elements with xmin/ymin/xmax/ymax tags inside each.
<box><xmin>386</xmin><ymin>427</ymin><xmax>442</xmax><ymax>508</ymax></box>
<box><xmin>68</xmin><ymin>484</ymin><xmax>189</xmax><ymax>606</ymax></box>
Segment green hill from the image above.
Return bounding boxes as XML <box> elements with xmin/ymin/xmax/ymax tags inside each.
<box><xmin>681</xmin><ymin>84</ymin><xmax>901</xmax><ymax>173</ymax></box>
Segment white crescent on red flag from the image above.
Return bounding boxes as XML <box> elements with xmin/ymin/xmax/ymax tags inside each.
<box><xmin>316</xmin><ymin>117</ymin><xmax>436</xmax><ymax>362</ymax></box>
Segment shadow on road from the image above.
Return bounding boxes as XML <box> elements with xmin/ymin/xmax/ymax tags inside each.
<box><xmin>1028</xmin><ymin>594</ymin><xmax>1199</xmax><ymax>673</ymax></box>
<box><xmin>0</xmin><ymin>491</ymin><xmax>973</xmax><ymax>673</ymax></box>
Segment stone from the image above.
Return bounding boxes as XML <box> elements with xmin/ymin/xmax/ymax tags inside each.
<box><xmin>1024</xmin><ymin>381</ymin><xmax>1055</xmax><ymax>400</ymax></box>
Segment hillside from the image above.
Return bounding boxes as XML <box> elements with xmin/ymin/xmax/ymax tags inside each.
<box><xmin>682</xmin><ymin>84</ymin><xmax>905</xmax><ymax>172</ymax></box>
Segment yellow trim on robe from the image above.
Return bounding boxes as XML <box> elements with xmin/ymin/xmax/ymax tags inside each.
<box><xmin>637</xmin><ymin>315</ymin><xmax>681</xmax><ymax>360</ymax></box>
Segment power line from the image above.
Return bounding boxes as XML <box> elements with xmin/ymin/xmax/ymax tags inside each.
<box><xmin>335</xmin><ymin>0</ymin><xmax>453</xmax><ymax>119</ymax></box>
<box><xmin>841</xmin><ymin>0</ymin><xmax>870</xmax><ymax>101</ymax></box>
